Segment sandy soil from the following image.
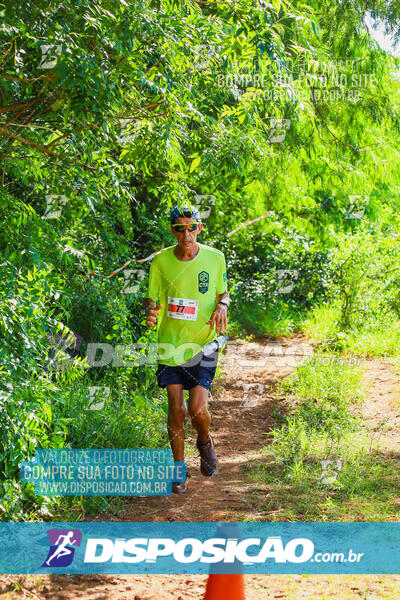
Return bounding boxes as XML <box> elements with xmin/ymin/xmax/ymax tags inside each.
<box><xmin>2</xmin><ymin>573</ymin><xmax>400</xmax><ymax>600</ymax></box>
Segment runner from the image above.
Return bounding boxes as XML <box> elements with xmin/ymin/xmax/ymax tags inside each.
<box><xmin>45</xmin><ymin>531</ymin><xmax>77</xmax><ymax>566</ymax></box>
<box><xmin>144</xmin><ymin>204</ymin><xmax>229</xmax><ymax>493</ymax></box>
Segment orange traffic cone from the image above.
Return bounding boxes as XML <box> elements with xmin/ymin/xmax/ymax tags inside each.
<box><xmin>204</xmin><ymin>574</ymin><xmax>245</xmax><ymax>600</ymax></box>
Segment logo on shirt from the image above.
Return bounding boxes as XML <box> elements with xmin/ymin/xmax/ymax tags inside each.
<box><xmin>198</xmin><ymin>271</ymin><xmax>209</xmax><ymax>294</ymax></box>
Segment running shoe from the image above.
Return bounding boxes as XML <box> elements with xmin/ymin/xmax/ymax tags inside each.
<box><xmin>196</xmin><ymin>436</ymin><xmax>217</xmax><ymax>476</ymax></box>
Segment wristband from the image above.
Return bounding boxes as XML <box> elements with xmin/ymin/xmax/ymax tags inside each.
<box><xmin>218</xmin><ymin>301</ymin><xmax>229</xmax><ymax>308</ymax></box>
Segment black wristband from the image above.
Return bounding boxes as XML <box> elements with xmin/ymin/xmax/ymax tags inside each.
<box><xmin>218</xmin><ymin>301</ymin><xmax>229</xmax><ymax>308</ymax></box>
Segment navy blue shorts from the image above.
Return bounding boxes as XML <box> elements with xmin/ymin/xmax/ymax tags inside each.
<box><xmin>156</xmin><ymin>351</ymin><xmax>219</xmax><ymax>391</ymax></box>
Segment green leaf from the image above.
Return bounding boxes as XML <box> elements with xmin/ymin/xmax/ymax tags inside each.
<box><xmin>189</xmin><ymin>156</ymin><xmax>201</xmax><ymax>173</ymax></box>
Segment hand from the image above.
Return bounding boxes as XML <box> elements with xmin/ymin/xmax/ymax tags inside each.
<box><xmin>206</xmin><ymin>304</ymin><xmax>228</xmax><ymax>334</ymax></box>
<box><xmin>146</xmin><ymin>304</ymin><xmax>162</xmax><ymax>328</ymax></box>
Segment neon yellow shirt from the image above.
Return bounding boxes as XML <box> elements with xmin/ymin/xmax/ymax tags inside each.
<box><xmin>147</xmin><ymin>243</ymin><xmax>228</xmax><ymax>366</ymax></box>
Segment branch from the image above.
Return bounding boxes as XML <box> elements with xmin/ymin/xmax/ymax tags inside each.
<box><xmin>0</xmin><ymin>125</ymin><xmax>97</xmax><ymax>171</ymax></box>
<box><xmin>112</xmin><ymin>99</ymin><xmax>165</xmax><ymax>116</ymax></box>
<box><xmin>1</xmin><ymin>73</ymin><xmax>57</xmax><ymax>82</ymax></box>
<box><xmin>310</xmin><ymin>87</ymin><xmax>361</xmax><ymax>153</ymax></box>
<box><xmin>47</xmin><ymin>109</ymin><xmax>168</xmax><ymax>149</ymax></box>
<box><xmin>0</xmin><ymin>97</ymin><xmax>42</xmax><ymax>115</ymax></box>
<box><xmin>0</xmin><ymin>43</ymin><xmax>14</xmax><ymax>71</ymax></box>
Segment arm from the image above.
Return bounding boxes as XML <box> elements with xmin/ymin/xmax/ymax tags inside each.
<box><xmin>216</xmin><ymin>290</ymin><xmax>230</xmax><ymax>306</ymax></box>
<box><xmin>143</xmin><ymin>298</ymin><xmax>155</xmax><ymax>313</ymax></box>
<box><xmin>143</xmin><ymin>298</ymin><xmax>162</xmax><ymax>328</ymax></box>
<box><xmin>206</xmin><ymin>291</ymin><xmax>229</xmax><ymax>334</ymax></box>
<box><xmin>206</xmin><ymin>253</ymin><xmax>229</xmax><ymax>333</ymax></box>
<box><xmin>144</xmin><ymin>256</ymin><xmax>162</xmax><ymax>327</ymax></box>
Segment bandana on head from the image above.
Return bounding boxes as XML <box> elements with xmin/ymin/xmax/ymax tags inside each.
<box><xmin>170</xmin><ymin>204</ymin><xmax>201</xmax><ymax>223</ymax></box>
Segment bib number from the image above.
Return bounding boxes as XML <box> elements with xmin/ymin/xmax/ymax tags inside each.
<box><xmin>167</xmin><ymin>297</ymin><xmax>198</xmax><ymax>321</ymax></box>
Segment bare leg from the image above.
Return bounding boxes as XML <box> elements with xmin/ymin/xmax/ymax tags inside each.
<box><xmin>166</xmin><ymin>383</ymin><xmax>187</xmax><ymax>462</ymax></box>
<box><xmin>188</xmin><ymin>385</ymin><xmax>211</xmax><ymax>443</ymax></box>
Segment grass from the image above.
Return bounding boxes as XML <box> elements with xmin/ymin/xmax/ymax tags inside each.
<box><xmin>231</xmin><ymin>296</ymin><xmax>400</xmax><ymax>360</ymax></box>
<box><xmin>303</xmin><ymin>302</ymin><xmax>400</xmax><ymax>357</ymax></box>
<box><xmin>243</xmin><ymin>450</ymin><xmax>400</xmax><ymax>521</ymax></box>
<box><xmin>242</xmin><ymin>351</ymin><xmax>400</xmax><ymax>521</ymax></box>
<box><xmin>9</xmin><ymin>377</ymin><xmax>171</xmax><ymax>522</ymax></box>
<box><xmin>252</xmin><ymin>575</ymin><xmax>400</xmax><ymax>600</ymax></box>
<box><xmin>229</xmin><ymin>301</ymin><xmax>305</xmax><ymax>338</ymax></box>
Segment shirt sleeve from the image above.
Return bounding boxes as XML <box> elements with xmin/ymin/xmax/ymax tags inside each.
<box><xmin>216</xmin><ymin>252</ymin><xmax>227</xmax><ymax>295</ymax></box>
<box><xmin>147</xmin><ymin>255</ymin><xmax>162</xmax><ymax>304</ymax></box>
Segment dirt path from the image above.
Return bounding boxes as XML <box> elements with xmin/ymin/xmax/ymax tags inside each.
<box><xmin>360</xmin><ymin>357</ymin><xmax>400</xmax><ymax>453</ymax></box>
<box><xmin>103</xmin><ymin>335</ymin><xmax>313</xmax><ymax>523</ymax></box>
<box><xmin>2</xmin><ymin>336</ymin><xmax>400</xmax><ymax>599</ymax></box>
<box><xmin>3</xmin><ymin>573</ymin><xmax>400</xmax><ymax>600</ymax></box>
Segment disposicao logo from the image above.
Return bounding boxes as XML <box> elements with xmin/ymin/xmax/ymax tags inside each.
<box><xmin>41</xmin><ymin>529</ymin><xmax>82</xmax><ymax>567</ymax></box>
<box><xmin>83</xmin><ymin>536</ymin><xmax>314</xmax><ymax>564</ymax></box>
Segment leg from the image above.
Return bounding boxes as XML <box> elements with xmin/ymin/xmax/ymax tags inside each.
<box><xmin>188</xmin><ymin>385</ymin><xmax>217</xmax><ymax>476</ymax></box>
<box><xmin>188</xmin><ymin>385</ymin><xmax>211</xmax><ymax>444</ymax></box>
<box><xmin>166</xmin><ymin>383</ymin><xmax>187</xmax><ymax>462</ymax></box>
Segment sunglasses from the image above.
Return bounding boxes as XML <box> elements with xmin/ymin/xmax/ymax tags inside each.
<box><xmin>171</xmin><ymin>222</ymin><xmax>200</xmax><ymax>232</ymax></box>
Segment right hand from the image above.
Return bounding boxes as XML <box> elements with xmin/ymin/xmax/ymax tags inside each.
<box><xmin>146</xmin><ymin>304</ymin><xmax>162</xmax><ymax>328</ymax></box>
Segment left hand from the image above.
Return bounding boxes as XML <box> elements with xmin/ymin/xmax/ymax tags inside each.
<box><xmin>206</xmin><ymin>304</ymin><xmax>228</xmax><ymax>334</ymax></box>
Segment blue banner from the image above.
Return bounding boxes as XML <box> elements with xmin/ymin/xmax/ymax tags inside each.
<box><xmin>19</xmin><ymin>449</ymin><xmax>185</xmax><ymax>496</ymax></box>
<box><xmin>0</xmin><ymin>522</ymin><xmax>399</xmax><ymax>574</ymax></box>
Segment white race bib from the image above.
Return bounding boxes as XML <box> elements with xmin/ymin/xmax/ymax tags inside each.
<box><xmin>167</xmin><ymin>296</ymin><xmax>198</xmax><ymax>321</ymax></box>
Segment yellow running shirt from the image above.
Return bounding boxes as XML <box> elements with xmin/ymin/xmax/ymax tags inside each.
<box><xmin>147</xmin><ymin>243</ymin><xmax>228</xmax><ymax>366</ymax></box>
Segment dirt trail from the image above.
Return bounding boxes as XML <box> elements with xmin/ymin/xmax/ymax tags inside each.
<box><xmin>2</xmin><ymin>336</ymin><xmax>400</xmax><ymax>599</ymax></box>
<box><xmin>106</xmin><ymin>335</ymin><xmax>313</xmax><ymax>523</ymax></box>
<box><xmin>360</xmin><ymin>357</ymin><xmax>400</xmax><ymax>452</ymax></box>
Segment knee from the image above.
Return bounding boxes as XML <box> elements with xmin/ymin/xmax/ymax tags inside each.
<box><xmin>169</xmin><ymin>403</ymin><xmax>187</xmax><ymax>424</ymax></box>
<box><xmin>189</xmin><ymin>402</ymin><xmax>209</xmax><ymax>423</ymax></box>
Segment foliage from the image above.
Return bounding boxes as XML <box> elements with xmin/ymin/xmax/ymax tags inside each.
<box><xmin>242</xmin><ymin>353</ymin><xmax>400</xmax><ymax>522</ymax></box>
<box><xmin>269</xmin><ymin>353</ymin><xmax>362</xmax><ymax>472</ymax></box>
<box><xmin>1</xmin><ymin>0</ymin><xmax>400</xmax><ymax>519</ymax></box>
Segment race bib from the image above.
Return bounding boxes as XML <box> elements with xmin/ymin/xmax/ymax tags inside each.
<box><xmin>167</xmin><ymin>296</ymin><xmax>198</xmax><ymax>321</ymax></box>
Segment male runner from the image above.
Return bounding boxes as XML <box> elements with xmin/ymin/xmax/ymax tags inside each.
<box><xmin>45</xmin><ymin>531</ymin><xmax>77</xmax><ymax>566</ymax></box>
<box><xmin>144</xmin><ymin>204</ymin><xmax>229</xmax><ymax>493</ymax></box>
